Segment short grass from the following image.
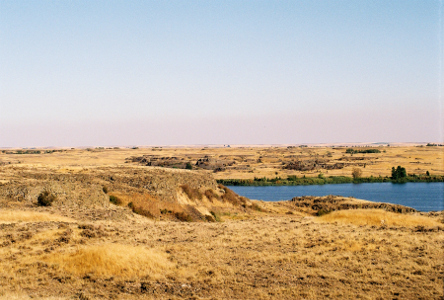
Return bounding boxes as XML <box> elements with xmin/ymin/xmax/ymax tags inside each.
<box><xmin>109</xmin><ymin>191</ymin><xmax>184</xmax><ymax>219</ymax></box>
<box><xmin>317</xmin><ymin>209</ymin><xmax>441</xmax><ymax>227</ymax></box>
<box><xmin>0</xmin><ymin>210</ymin><xmax>73</xmax><ymax>223</ymax></box>
<box><xmin>0</xmin><ymin>294</ymin><xmax>67</xmax><ymax>300</ymax></box>
<box><xmin>0</xmin><ymin>212</ymin><xmax>442</xmax><ymax>299</ymax></box>
<box><xmin>43</xmin><ymin>244</ymin><xmax>176</xmax><ymax>280</ymax></box>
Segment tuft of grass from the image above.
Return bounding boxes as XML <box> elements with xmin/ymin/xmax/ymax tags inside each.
<box><xmin>37</xmin><ymin>190</ymin><xmax>56</xmax><ymax>206</ymax></box>
<box><xmin>251</xmin><ymin>203</ymin><xmax>264</xmax><ymax>212</ymax></box>
<box><xmin>204</xmin><ymin>189</ymin><xmax>220</xmax><ymax>201</ymax></box>
<box><xmin>116</xmin><ymin>192</ymin><xmax>191</xmax><ymax>221</ymax></box>
<box><xmin>115</xmin><ymin>192</ymin><xmax>184</xmax><ymax>219</ymax></box>
<box><xmin>180</xmin><ymin>184</ymin><xmax>203</xmax><ymax>200</ymax></box>
<box><xmin>132</xmin><ymin>206</ymin><xmax>154</xmax><ymax>218</ymax></box>
<box><xmin>218</xmin><ymin>185</ymin><xmax>248</xmax><ymax>206</ymax></box>
<box><xmin>318</xmin><ymin>209</ymin><xmax>441</xmax><ymax>227</ymax></box>
<box><xmin>175</xmin><ymin>211</ymin><xmax>193</xmax><ymax>222</ymax></box>
<box><xmin>43</xmin><ymin>244</ymin><xmax>175</xmax><ymax>280</ymax></box>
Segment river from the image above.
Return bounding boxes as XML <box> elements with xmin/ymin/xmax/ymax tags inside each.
<box><xmin>228</xmin><ymin>182</ymin><xmax>444</xmax><ymax>212</ymax></box>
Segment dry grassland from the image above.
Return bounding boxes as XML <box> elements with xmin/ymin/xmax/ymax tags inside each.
<box><xmin>0</xmin><ymin>211</ymin><xmax>73</xmax><ymax>223</ymax></box>
<box><xmin>0</xmin><ymin>146</ymin><xmax>443</xmax><ymax>299</ymax></box>
<box><xmin>0</xmin><ymin>206</ymin><xmax>442</xmax><ymax>300</ymax></box>
<box><xmin>1</xmin><ymin>145</ymin><xmax>442</xmax><ymax>179</ymax></box>
<box><xmin>317</xmin><ymin>209</ymin><xmax>441</xmax><ymax>227</ymax></box>
<box><xmin>43</xmin><ymin>244</ymin><xmax>177</xmax><ymax>280</ymax></box>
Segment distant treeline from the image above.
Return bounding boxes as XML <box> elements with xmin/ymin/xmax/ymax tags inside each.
<box><xmin>345</xmin><ymin>148</ymin><xmax>381</xmax><ymax>154</ymax></box>
<box><xmin>217</xmin><ymin>175</ymin><xmax>444</xmax><ymax>186</ymax></box>
<box><xmin>1</xmin><ymin>149</ymin><xmax>65</xmax><ymax>155</ymax></box>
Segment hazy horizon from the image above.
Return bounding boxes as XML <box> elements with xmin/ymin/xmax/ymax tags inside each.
<box><xmin>1</xmin><ymin>1</ymin><xmax>443</xmax><ymax>147</ymax></box>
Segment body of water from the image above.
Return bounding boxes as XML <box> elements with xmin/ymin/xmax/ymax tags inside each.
<box><xmin>228</xmin><ymin>182</ymin><xmax>444</xmax><ymax>212</ymax></box>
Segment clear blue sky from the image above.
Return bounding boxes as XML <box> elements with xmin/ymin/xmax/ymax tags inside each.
<box><xmin>1</xmin><ymin>0</ymin><xmax>442</xmax><ymax>147</ymax></box>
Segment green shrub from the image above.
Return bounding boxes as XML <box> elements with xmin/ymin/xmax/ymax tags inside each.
<box><xmin>109</xmin><ymin>195</ymin><xmax>122</xmax><ymax>205</ymax></box>
<box><xmin>185</xmin><ymin>162</ymin><xmax>193</xmax><ymax>170</ymax></box>
<box><xmin>391</xmin><ymin>166</ymin><xmax>407</xmax><ymax>180</ymax></box>
<box><xmin>37</xmin><ymin>191</ymin><xmax>56</xmax><ymax>206</ymax></box>
<box><xmin>287</xmin><ymin>175</ymin><xmax>298</xmax><ymax>182</ymax></box>
<box><xmin>210</xmin><ymin>211</ymin><xmax>221</xmax><ymax>222</ymax></box>
<box><xmin>317</xmin><ymin>209</ymin><xmax>331</xmax><ymax>216</ymax></box>
<box><xmin>346</xmin><ymin>148</ymin><xmax>381</xmax><ymax>154</ymax></box>
<box><xmin>160</xmin><ymin>208</ymin><xmax>172</xmax><ymax>214</ymax></box>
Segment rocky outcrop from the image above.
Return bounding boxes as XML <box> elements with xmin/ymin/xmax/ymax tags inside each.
<box><xmin>0</xmin><ymin>166</ymin><xmax>250</xmax><ymax>222</ymax></box>
<box><xmin>194</xmin><ymin>156</ymin><xmax>235</xmax><ymax>172</ymax></box>
<box><xmin>283</xmin><ymin>159</ymin><xmax>344</xmax><ymax>171</ymax></box>
<box><xmin>127</xmin><ymin>155</ymin><xmax>187</xmax><ymax>168</ymax></box>
<box><xmin>127</xmin><ymin>155</ymin><xmax>235</xmax><ymax>173</ymax></box>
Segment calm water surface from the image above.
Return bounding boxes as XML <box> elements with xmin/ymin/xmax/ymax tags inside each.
<box><xmin>229</xmin><ymin>182</ymin><xmax>444</xmax><ymax>212</ymax></box>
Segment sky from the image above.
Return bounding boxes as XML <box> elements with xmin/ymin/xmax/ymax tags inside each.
<box><xmin>0</xmin><ymin>0</ymin><xmax>443</xmax><ymax>147</ymax></box>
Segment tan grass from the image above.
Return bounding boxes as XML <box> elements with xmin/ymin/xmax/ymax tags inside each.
<box><xmin>317</xmin><ymin>209</ymin><xmax>441</xmax><ymax>227</ymax></box>
<box><xmin>0</xmin><ymin>293</ymin><xmax>67</xmax><ymax>300</ymax></box>
<box><xmin>111</xmin><ymin>191</ymin><xmax>186</xmax><ymax>219</ymax></box>
<box><xmin>43</xmin><ymin>244</ymin><xmax>176</xmax><ymax>279</ymax></box>
<box><xmin>0</xmin><ymin>211</ymin><xmax>442</xmax><ymax>299</ymax></box>
<box><xmin>1</xmin><ymin>145</ymin><xmax>442</xmax><ymax>179</ymax></box>
<box><xmin>0</xmin><ymin>211</ymin><xmax>73</xmax><ymax>223</ymax></box>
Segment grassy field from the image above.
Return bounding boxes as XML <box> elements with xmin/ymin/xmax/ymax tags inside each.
<box><xmin>0</xmin><ymin>205</ymin><xmax>442</xmax><ymax>300</ymax></box>
<box><xmin>1</xmin><ymin>144</ymin><xmax>443</xmax><ymax>180</ymax></box>
<box><xmin>0</xmin><ymin>145</ymin><xmax>443</xmax><ymax>299</ymax></box>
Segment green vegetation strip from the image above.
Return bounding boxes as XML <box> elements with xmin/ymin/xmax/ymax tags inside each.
<box><xmin>217</xmin><ymin>175</ymin><xmax>444</xmax><ymax>186</ymax></box>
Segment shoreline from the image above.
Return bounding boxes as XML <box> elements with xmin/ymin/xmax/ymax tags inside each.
<box><xmin>218</xmin><ymin>175</ymin><xmax>444</xmax><ymax>186</ymax></box>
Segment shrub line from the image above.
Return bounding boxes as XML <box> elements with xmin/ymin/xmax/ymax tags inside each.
<box><xmin>217</xmin><ymin>175</ymin><xmax>444</xmax><ymax>186</ymax></box>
